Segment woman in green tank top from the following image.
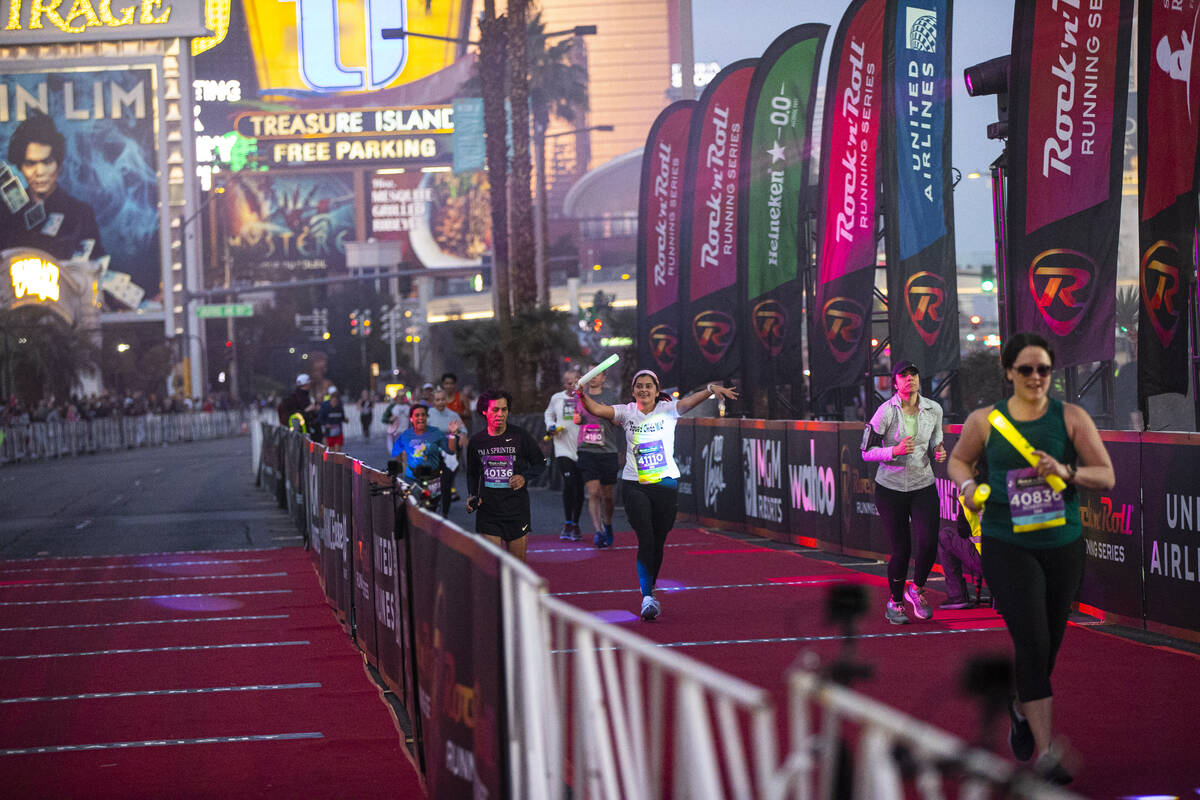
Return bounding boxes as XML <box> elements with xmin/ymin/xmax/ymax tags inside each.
<box><xmin>948</xmin><ymin>333</ymin><xmax>1113</xmax><ymax>785</ymax></box>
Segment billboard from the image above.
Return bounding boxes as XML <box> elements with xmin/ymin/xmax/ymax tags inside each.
<box><xmin>0</xmin><ymin>0</ymin><xmax>208</xmax><ymax>45</ymax></box>
<box><xmin>216</xmin><ymin>170</ymin><xmax>356</xmax><ymax>284</ymax></box>
<box><xmin>0</xmin><ymin>68</ymin><xmax>163</xmax><ymax>311</ymax></box>
<box><xmin>368</xmin><ymin>168</ymin><xmax>491</xmax><ymax>268</ymax></box>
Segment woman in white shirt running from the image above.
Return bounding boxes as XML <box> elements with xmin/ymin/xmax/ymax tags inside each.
<box><xmin>576</xmin><ymin>369</ymin><xmax>738</xmax><ymax>621</ymax></box>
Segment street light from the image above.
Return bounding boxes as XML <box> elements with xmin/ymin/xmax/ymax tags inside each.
<box><xmin>379</xmin><ymin>24</ymin><xmax>596</xmax><ymax>45</ymax></box>
<box><xmin>535</xmin><ymin>124</ymin><xmax>614</xmax><ymax>305</ymax></box>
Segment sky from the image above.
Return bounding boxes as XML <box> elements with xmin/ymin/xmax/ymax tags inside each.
<box><xmin>691</xmin><ymin>0</ymin><xmax>1016</xmax><ymax>267</ymax></box>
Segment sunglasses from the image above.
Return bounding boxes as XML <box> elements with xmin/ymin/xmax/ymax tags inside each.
<box><xmin>1013</xmin><ymin>364</ymin><xmax>1052</xmax><ymax>377</ymax></box>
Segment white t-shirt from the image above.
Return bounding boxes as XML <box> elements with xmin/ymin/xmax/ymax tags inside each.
<box><xmin>543</xmin><ymin>390</ymin><xmax>580</xmax><ymax>460</ymax></box>
<box><xmin>611</xmin><ymin>399</ymin><xmax>681</xmax><ymax>483</ymax></box>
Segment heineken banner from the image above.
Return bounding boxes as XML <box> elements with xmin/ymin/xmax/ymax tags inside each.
<box><xmin>739</xmin><ymin>25</ymin><xmax>828</xmax><ymax>414</ymax></box>
<box><xmin>1137</xmin><ymin>1</ymin><xmax>1198</xmax><ymax>402</ymax></box>
<box><xmin>680</xmin><ymin>60</ymin><xmax>757</xmax><ymax>393</ymax></box>
<box><xmin>811</xmin><ymin>0</ymin><xmax>887</xmax><ymax>402</ymax></box>
<box><xmin>638</xmin><ymin>100</ymin><xmax>697</xmax><ymax>389</ymax></box>
<box><xmin>882</xmin><ymin>0</ymin><xmax>959</xmax><ymax>375</ymax></box>
<box><xmin>1006</xmin><ymin>0</ymin><xmax>1133</xmax><ymax>367</ymax></box>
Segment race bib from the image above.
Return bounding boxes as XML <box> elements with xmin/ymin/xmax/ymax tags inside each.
<box><xmin>1006</xmin><ymin>467</ymin><xmax>1066</xmax><ymax>532</ymax></box>
<box><xmin>580</xmin><ymin>424</ymin><xmax>604</xmax><ymax>446</ymax></box>
<box><xmin>483</xmin><ymin>453</ymin><xmax>515</xmax><ymax>489</ymax></box>
<box><xmin>634</xmin><ymin>440</ymin><xmax>669</xmax><ymax>484</ymax></box>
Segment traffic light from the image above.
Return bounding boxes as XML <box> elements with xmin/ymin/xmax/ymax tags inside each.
<box><xmin>349</xmin><ymin>309</ymin><xmax>359</xmax><ymax>337</ymax></box>
<box><xmin>592</xmin><ymin>317</ymin><xmax>604</xmax><ymax>333</ymax></box>
<box><xmin>980</xmin><ymin>264</ymin><xmax>996</xmax><ymax>293</ymax></box>
<box><xmin>361</xmin><ymin>308</ymin><xmax>372</xmax><ymax>336</ymax></box>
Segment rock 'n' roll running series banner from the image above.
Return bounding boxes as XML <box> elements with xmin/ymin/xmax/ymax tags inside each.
<box><xmin>810</xmin><ymin>0</ymin><xmax>887</xmax><ymax>403</ymax></box>
<box><xmin>1006</xmin><ymin>0</ymin><xmax>1133</xmax><ymax>368</ymax></box>
<box><xmin>637</xmin><ymin>101</ymin><xmax>697</xmax><ymax>390</ymax></box>
<box><xmin>1137</xmin><ymin>1</ymin><xmax>1199</xmax><ymax>403</ymax></box>
<box><xmin>882</xmin><ymin>0</ymin><xmax>959</xmax><ymax>376</ymax></box>
<box><xmin>739</xmin><ymin>25</ymin><xmax>828</xmax><ymax>414</ymax></box>
<box><xmin>679</xmin><ymin>60</ymin><xmax>758</xmax><ymax>393</ymax></box>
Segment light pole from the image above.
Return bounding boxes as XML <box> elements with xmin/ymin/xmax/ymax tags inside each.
<box><xmin>535</xmin><ymin>124</ymin><xmax>613</xmax><ymax>306</ymax></box>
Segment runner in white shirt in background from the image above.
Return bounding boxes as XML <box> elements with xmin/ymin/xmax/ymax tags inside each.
<box><xmin>543</xmin><ymin>369</ymin><xmax>583</xmax><ymax>541</ymax></box>
<box><xmin>575</xmin><ymin>369</ymin><xmax>738</xmax><ymax>621</ymax></box>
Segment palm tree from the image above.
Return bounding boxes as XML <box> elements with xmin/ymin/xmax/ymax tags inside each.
<box><xmin>0</xmin><ymin>307</ymin><xmax>99</xmax><ymax>401</ymax></box>
<box><xmin>506</xmin><ymin>0</ymin><xmax>536</xmax><ymax>312</ymax></box>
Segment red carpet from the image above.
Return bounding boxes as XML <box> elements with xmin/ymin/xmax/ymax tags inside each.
<box><xmin>530</xmin><ymin>527</ymin><xmax>1200</xmax><ymax>799</ymax></box>
<box><xmin>0</xmin><ymin>548</ymin><xmax>424</xmax><ymax>799</ymax></box>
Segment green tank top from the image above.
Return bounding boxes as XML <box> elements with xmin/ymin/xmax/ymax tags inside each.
<box><xmin>981</xmin><ymin>397</ymin><xmax>1080</xmax><ymax>548</ymax></box>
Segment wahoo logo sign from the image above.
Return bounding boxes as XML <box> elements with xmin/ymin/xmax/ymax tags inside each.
<box><xmin>693</xmin><ymin>310</ymin><xmax>735</xmax><ymax>363</ymax></box>
<box><xmin>752</xmin><ymin>299</ymin><xmax>786</xmax><ymax>356</ymax></box>
<box><xmin>822</xmin><ymin>296</ymin><xmax>865</xmax><ymax>362</ymax></box>
<box><xmin>285</xmin><ymin>0</ymin><xmax>407</xmax><ymax>92</ymax></box>
<box><xmin>903</xmin><ymin>270</ymin><xmax>945</xmax><ymax>346</ymax></box>
<box><xmin>649</xmin><ymin>324</ymin><xmax>679</xmax><ymax>371</ymax></box>
<box><xmin>1140</xmin><ymin>240</ymin><xmax>1184</xmax><ymax>348</ymax></box>
<box><xmin>789</xmin><ymin>439</ymin><xmax>835</xmax><ymax>516</ymax></box>
<box><xmin>1028</xmin><ymin>249</ymin><xmax>1095</xmax><ymax>335</ymax></box>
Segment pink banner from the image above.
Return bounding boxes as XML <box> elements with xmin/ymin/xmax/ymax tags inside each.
<box><xmin>644</xmin><ymin>104</ymin><xmax>694</xmax><ymax>315</ymax></box>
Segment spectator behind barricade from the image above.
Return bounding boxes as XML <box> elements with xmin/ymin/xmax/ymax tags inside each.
<box><xmin>357</xmin><ymin>389</ymin><xmax>374</xmax><ymax>440</ymax></box>
<box><xmin>319</xmin><ymin>387</ymin><xmax>347</xmax><ymax>450</ymax></box>
<box><xmin>938</xmin><ymin>460</ymin><xmax>988</xmax><ymax>610</ymax></box>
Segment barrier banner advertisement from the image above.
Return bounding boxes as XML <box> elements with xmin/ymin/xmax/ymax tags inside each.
<box><xmin>306</xmin><ymin>442</ymin><xmax>326</xmax><ymax>576</ymax></box>
<box><xmin>1136</xmin><ymin>0</ymin><xmax>1199</xmax><ymax>402</ymax></box>
<box><xmin>1139</xmin><ymin>433</ymin><xmax>1200</xmax><ymax>635</ymax></box>
<box><xmin>930</xmin><ymin>426</ymin><xmax>960</xmax><ymax>537</ymax></box>
<box><xmin>739</xmin><ymin>25</ymin><xmax>828</xmax><ymax>413</ymax></box>
<box><xmin>810</xmin><ymin>0</ymin><xmax>886</xmax><ymax>401</ymax></box>
<box><xmin>1077</xmin><ymin>434</ymin><xmax>1143</xmax><ymax>621</ymax></box>
<box><xmin>740</xmin><ymin>419</ymin><xmax>790</xmax><ymax>539</ymax></box>
<box><xmin>637</xmin><ymin>100</ymin><xmax>697</xmax><ymax>390</ymax></box>
<box><xmin>837</xmin><ymin>422</ymin><xmax>886</xmax><ymax>557</ymax></box>
<box><xmin>351</xmin><ymin>461</ymin><xmax>378</xmax><ymax>666</ymax></box>
<box><xmin>693</xmin><ymin>418</ymin><xmax>744</xmax><ymax>532</ymax></box>
<box><xmin>409</xmin><ymin>508</ymin><xmax>506</xmax><ymax>800</ymax></box>
<box><xmin>882</xmin><ymin>0</ymin><xmax>960</xmax><ymax>376</ymax></box>
<box><xmin>675</xmin><ymin>418</ymin><xmax>697</xmax><ymax>521</ymax></box>
<box><xmin>1006</xmin><ymin>0</ymin><xmax>1133</xmax><ymax>367</ymax></box>
<box><xmin>336</xmin><ymin>455</ymin><xmax>354</xmax><ymax>629</ymax></box>
<box><xmin>680</xmin><ymin>61</ymin><xmax>758</xmax><ymax>393</ymax></box>
<box><xmin>370</xmin><ymin>472</ymin><xmax>411</xmax><ymax>716</ymax></box>
<box><xmin>785</xmin><ymin>422</ymin><xmax>843</xmax><ymax>551</ymax></box>
<box><xmin>285</xmin><ymin>432</ymin><xmax>305</xmax><ymax>534</ymax></box>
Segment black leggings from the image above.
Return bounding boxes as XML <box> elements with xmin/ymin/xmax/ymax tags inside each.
<box><xmin>557</xmin><ymin>456</ymin><xmax>584</xmax><ymax>523</ymax></box>
<box><xmin>622</xmin><ymin>479</ymin><xmax>678</xmax><ymax>597</ymax></box>
<box><xmin>874</xmin><ymin>483</ymin><xmax>939</xmax><ymax>602</ymax></box>
<box><xmin>982</xmin><ymin>535</ymin><xmax>1085</xmax><ymax>702</ymax></box>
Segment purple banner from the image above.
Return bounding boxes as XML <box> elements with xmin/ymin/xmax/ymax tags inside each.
<box><xmin>1006</xmin><ymin>0</ymin><xmax>1132</xmax><ymax>366</ymax></box>
<box><xmin>1141</xmin><ymin>434</ymin><xmax>1200</xmax><ymax>635</ymax></box>
<box><xmin>810</xmin><ymin>0</ymin><xmax>886</xmax><ymax>400</ymax></box>
<box><xmin>637</xmin><ymin>100</ymin><xmax>696</xmax><ymax>388</ymax></box>
<box><xmin>680</xmin><ymin>61</ymin><xmax>757</xmax><ymax>391</ymax></box>
<box><xmin>1137</xmin><ymin>1</ymin><xmax>1199</xmax><ymax>401</ymax></box>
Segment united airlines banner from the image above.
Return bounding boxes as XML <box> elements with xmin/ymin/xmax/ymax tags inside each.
<box><xmin>810</xmin><ymin>0</ymin><xmax>886</xmax><ymax>401</ymax></box>
<box><xmin>1137</xmin><ymin>1</ymin><xmax>1199</xmax><ymax>401</ymax></box>
<box><xmin>637</xmin><ymin>100</ymin><xmax>697</xmax><ymax>390</ymax></box>
<box><xmin>680</xmin><ymin>61</ymin><xmax>757</xmax><ymax>393</ymax></box>
<box><xmin>882</xmin><ymin>0</ymin><xmax>959</xmax><ymax>375</ymax></box>
<box><xmin>739</xmin><ymin>25</ymin><xmax>828</xmax><ymax>411</ymax></box>
<box><xmin>1006</xmin><ymin>0</ymin><xmax>1133</xmax><ymax>367</ymax></box>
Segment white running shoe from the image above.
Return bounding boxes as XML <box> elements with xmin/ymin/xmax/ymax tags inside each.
<box><xmin>640</xmin><ymin>595</ymin><xmax>661</xmax><ymax>621</ymax></box>
<box><xmin>904</xmin><ymin>583</ymin><xmax>932</xmax><ymax>621</ymax></box>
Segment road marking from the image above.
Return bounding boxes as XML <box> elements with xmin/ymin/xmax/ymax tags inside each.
<box><xmin>0</xmin><ymin>558</ymin><xmax>271</xmax><ymax>575</ymax></box>
<box><xmin>0</xmin><ymin>589</ymin><xmax>292</xmax><ymax>606</ymax></box>
<box><xmin>0</xmin><ymin>640</ymin><xmax>310</xmax><ymax>661</ymax></box>
<box><xmin>0</xmin><ymin>614</ymin><xmax>289</xmax><ymax>632</ymax></box>
<box><xmin>550</xmin><ymin>626</ymin><xmax>1007</xmax><ymax>654</ymax></box>
<box><xmin>551</xmin><ymin>576</ymin><xmax>843</xmax><ymax>597</ymax></box>
<box><xmin>529</xmin><ymin>541</ymin><xmax>710</xmax><ymax>554</ymax></box>
<box><xmin>74</xmin><ymin>520</ymin><xmax>92</xmax><ymax>530</ymax></box>
<box><xmin>1</xmin><ymin>683</ymin><xmax>322</xmax><ymax>704</ymax></box>
<box><xmin>0</xmin><ymin>571</ymin><xmax>290</xmax><ymax>589</ymax></box>
<box><xmin>0</xmin><ymin>546</ymin><xmax>290</xmax><ymax>564</ymax></box>
<box><xmin>0</xmin><ymin>732</ymin><xmax>324</xmax><ymax>755</ymax></box>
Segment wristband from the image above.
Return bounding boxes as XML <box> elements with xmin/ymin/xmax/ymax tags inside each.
<box><xmin>1066</xmin><ymin>463</ymin><xmax>1077</xmax><ymax>483</ymax></box>
<box><xmin>959</xmin><ymin>478</ymin><xmax>977</xmax><ymax>496</ymax></box>
<box><xmin>707</xmin><ymin>383</ymin><xmax>716</xmax><ymax>398</ymax></box>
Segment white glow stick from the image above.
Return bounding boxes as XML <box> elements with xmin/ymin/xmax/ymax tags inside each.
<box><xmin>576</xmin><ymin>354</ymin><xmax>619</xmax><ymax>387</ymax></box>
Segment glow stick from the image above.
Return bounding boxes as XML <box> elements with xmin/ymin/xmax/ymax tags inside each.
<box><xmin>987</xmin><ymin>410</ymin><xmax>1067</xmax><ymax>492</ymax></box>
<box><xmin>576</xmin><ymin>354</ymin><xmax>619</xmax><ymax>388</ymax></box>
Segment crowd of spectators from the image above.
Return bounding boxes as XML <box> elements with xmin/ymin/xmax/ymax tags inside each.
<box><xmin>0</xmin><ymin>392</ymin><xmax>241</xmax><ymax>426</ymax></box>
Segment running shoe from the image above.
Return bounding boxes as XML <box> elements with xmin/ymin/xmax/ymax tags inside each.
<box><xmin>940</xmin><ymin>598</ymin><xmax>975</xmax><ymax>610</ymax></box>
<box><xmin>1034</xmin><ymin>751</ymin><xmax>1072</xmax><ymax>785</ymax></box>
<box><xmin>1008</xmin><ymin>696</ymin><xmax>1035</xmax><ymax>762</ymax></box>
<box><xmin>594</xmin><ymin>530</ymin><xmax>608</xmax><ymax>548</ymax></box>
<box><xmin>640</xmin><ymin>595</ymin><xmax>661</xmax><ymax>621</ymax></box>
<box><xmin>567</xmin><ymin>522</ymin><xmax>582</xmax><ymax>542</ymax></box>
<box><xmin>559</xmin><ymin>523</ymin><xmax>574</xmax><ymax>541</ymax></box>
<box><xmin>904</xmin><ymin>583</ymin><xmax>933</xmax><ymax>621</ymax></box>
<box><xmin>600</xmin><ymin>524</ymin><xmax>614</xmax><ymax>548</ymax></box>
<box><xmin>885</xmin><ymin>599</ymin><xmax>910</xmax><ymax>625</ymax></box>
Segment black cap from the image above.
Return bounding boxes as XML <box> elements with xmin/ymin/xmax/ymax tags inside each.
<box><xmin>892</xmin><ymin>360</ymin><xmax>920</xmax><ymax>378</ymax></box>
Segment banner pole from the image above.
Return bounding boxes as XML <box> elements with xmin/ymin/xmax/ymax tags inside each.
<box><xmin>989</xmin><ymin>150</ymin><xmax>1012</xmax><ymax>343</ymax></box>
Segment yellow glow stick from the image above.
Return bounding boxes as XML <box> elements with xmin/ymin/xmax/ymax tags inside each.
<box><xmin>986</xmin><ymin>410</ymin><xmax>1067</xmax><ymax>492</ymax></box>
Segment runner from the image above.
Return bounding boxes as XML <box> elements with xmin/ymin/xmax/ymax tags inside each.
<box><xmin>574</xmin><ymin>363</ymin><xmax>621</xmax><ymax>548</ymax></box>
<box><xmin>543</xmin><ymin>368</ymin><xmax>583</xmax><ymax>541</ymax></box>
<box><xmin>575</xmin><ymin>370</ymin><xmax>738</xmax><ymax>621</ymax></box>
<box><xmin>465</xmin><ymin>389</ymin><xmax>545</xmax><ymax>562</ymax></box>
